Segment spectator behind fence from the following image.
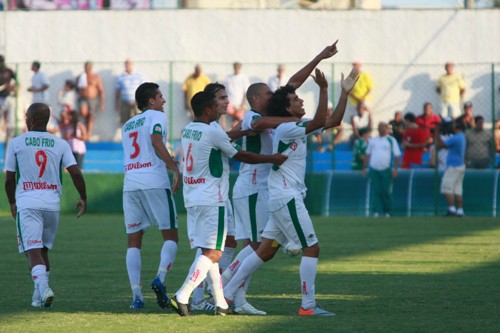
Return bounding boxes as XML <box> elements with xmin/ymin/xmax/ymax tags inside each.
<box><xmin>0</xmin><ymin>54</ymin><xmax>16</xmax><ymax>111</ymax></box>
<box><xmin>429</xmin><ymin>120</ymin><xmax>452</xmax><ymax>170</ymax></box>
<box><xmin>115</xmin><ymin>59</ymin><xmax>144</xmax><ymax>125</ymax></box>
<box><xmin>223</xmin><ymin>62</ymin><xmax>250</xmax><ymax>130</ymax></box>
<box><xmin>1</xmin><ymin>90</ymin><xmax>27</xmax><ymax>151</ymax></box>
<box><xmin>349</xmin><ymin>101</ymin><xmax>372</xmax><ymax>146</ymax></box>
<box><xmin>455</xmin><ymin>101</ymin><xmax>475</xmax><ymax>130</ymax></box>
<box><xmin>352</xmin><ymin>127</ymin><xmax>371</xmax><ymax>170</ymax></box>
<box><xmin>401</xmin><ymin>112</ymin><xmax>428</xmax><ymax>169</ymax></box>
<box><xmin>182</xmin><ymin>64</ymin><xmax>211</xmax><ymax>119</ymax></box>
<box><xmin>59</xmin><ymin>110</ymin><xmax>88</xmax><ymax>169</ymax></box>
<box><xmin>76</xmin><ymin>61</ymin><xmax>105</xmax><ymax>139</ymax></box>
<box><xmin>268</xmin><ymin>64</ymin><xmax>288</xmax><ymax>92</ymax></box>
<box><xmin>27</xmin><ymin>61</ymin><xmax>50</xmax><ymax>104</ymax></box>
<box><xmin>362</xmin><ymin>122</ymin><xmax>401</xmax><ymax>217</ymax></box>
<box><xmin>465</xmin><ymin>115</ymin><xmax>492</xmax><ymax>169</ymax></box>
<box><xmin>436</xmin><ymin>120</ymin><xmax>466</xmax><ymax>217</ymax></box>
<box><xmin>347</xmin><ymin>60</ymin><xmax>373</xmax><ymax>117</ymax></box>
<box><xmin>389</xmin><ymin>110</ymin><xmax>405</xmax><ymax>145</ymax></box>
<box><xmin>314</xmin><ymin>101</ymin><xmax>344</xmax><ymax>152</ymax></box>
<box><xmin>436</xmin><ymin>62</ymin><xmax>465</xmax><ymax>119</ymax></box>
<box><xmin>416</xmin><ymin>102</ymin><xmax>441</xmax><ymax>142</ymax></box>
<box><xmin>57</xmin><ymin>80</ymin><xmax>78</xmax><ymax>113</ymax></box>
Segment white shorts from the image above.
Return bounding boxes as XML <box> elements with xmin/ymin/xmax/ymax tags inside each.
<box><xmin>16</xmin><ymin>209</ymin><xmax>59</xmax><ymax>253</ymax></box>
<box><xmin>262</xmin><ymin>197</ymin><xmax>318</xmax><ymax>250</ymax></box>
<box><xmin>440</xmin><ymin>165</ymin><xmax>465</xmax><ymax>195</ymax></box>
<box><xmin>225</xmin><ymin>200</ymin><xmax>235</xmax><ymax>237</ymax></box>
<box><xmin>440</xmin><ymin>102</ymin><xmax>461</xmax><ymax>119</ymax></box>
<box><xmin>123</xmin><ymin>188</ymin><xmax>178</xmax><ymax>234</ymax></box>
<box><xmin>233</xmin><ymin>189</ymin><xmax>270</xmax><ymax>242</ymax></box>
<box><xmin>186</xmin><ymin>205</ymin><xmax>227</xmax><ymax>251</ymax></box>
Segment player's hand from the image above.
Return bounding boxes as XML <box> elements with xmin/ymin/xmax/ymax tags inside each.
<box><xmin>76</xmin><ymin>198</ymin><xmax>87</xmax><ymax>218</ymax></box>
<box><xmin>318</xmin><ymin>40</ymin><xmax>339</xmax><ymax>60</ymax></box>
<box><xmin>10</xmin><ymin>203</ymin><xmax>17</xmax><ymax>220</ymax></box>
<box><xmin>171</xmin><ymin>169</ymin><xmax>181</xmax><ymax>194</ymax></box>
<box><xmin>310</xmin><ymin>68</ymin><xmax>328</xmax><ymax>89</ymax></box>
<box><xmin>341</xmin><ymin>67</ymin><xmax>360</xmax><ymax>93</ymax></box>
<box><xmin>272</xmin><ymin>153</ymin><xmax>288</xmax><ymax>166</ymax></box>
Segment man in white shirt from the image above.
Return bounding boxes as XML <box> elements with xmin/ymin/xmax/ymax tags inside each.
<box><xmin>122</xmin><ymin>82</ymin><xmax>181</xmax><ymax>309</ymax></box>
<box><xmin>170</xmin><ymin>90</ymin><xmax>287</xmax><ymax>316</ymax></box>
<box><xmin>223</xmin><ymin>62</ymin><xmax>250</xmax><ymax>130</ymax></box>
<box><xmin>362</xmin><ymin>122</ymin><xmax>401</xmax><ymax>217</ymax></box>
<box><xmin>268</xmin><ymin>64</ymin><xmax>288</xmax><ymax>92</ymax></box>
<box><xmin>115</xmin><ymin>59</ymin><xmax>144</xmax><ymax>125</ymax></box>
<box><xmin>223</xmin><ymin>45</ymin><xmax>359</xmax><ymax>317</ymax></box>
<box><xmin>4</xmin><ymin>102</ymin><xmax>87</xmax><ymax>308</ymax></box>
<box><xmin>28</xmin><ymin>61</ymin><xmax>50</xmax><ymax>104</ymax></box>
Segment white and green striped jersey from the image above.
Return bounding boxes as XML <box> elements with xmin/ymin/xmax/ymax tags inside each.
<box><xmin>122</xmin><ymin>109</ymin><xmax>171</xmax><ymax>191</ymax></box>
<box><xmin>233</xmin><ymin>110</ymin><xmax>273</xmax><ymax>198</ymax></box>
<box><xmin>181</xmin><ymin>121</ymin><xmax>239</xmax><ymax>207</ymax></box>
<box><xmin>4</xmin><ymin>130</ymin><xmax>77</xmax><ymax>211</ymax></box>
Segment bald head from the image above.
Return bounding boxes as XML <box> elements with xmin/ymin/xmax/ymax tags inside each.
<box><xmin>26</xmin><ymin>103</ymin><xmax>51</xmax><ymax>130</ymax></box>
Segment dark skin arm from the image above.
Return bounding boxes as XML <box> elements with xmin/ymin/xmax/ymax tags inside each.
<box><xmin>233</xmin><ymin>150</ymin><xmax>287</xmax><ymax>166</ymax></box>
<box><xmin>5</xmin><ymin>171</ymin><xmax>17</xmax><ymax>219</ymax></box>
<box><xmin>67</xmin><ymin>164</ymin><xmax>87</xmax><ymax>218</ymax></box>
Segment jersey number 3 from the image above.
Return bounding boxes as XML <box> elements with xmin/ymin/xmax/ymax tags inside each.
<box><xmin>129</xmin><ymin>132</ymin><xmax>140</xmax><ymax>159</ymax></box>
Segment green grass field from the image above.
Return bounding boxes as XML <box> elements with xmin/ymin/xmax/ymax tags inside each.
<box><xmin>0</xmin><ymin>213</ymin><xmax>499</xmax><ymax>333</ymax></box>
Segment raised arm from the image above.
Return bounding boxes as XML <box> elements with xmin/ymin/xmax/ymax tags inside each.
<box><xmin>324</xmin><ymin>68</ymin><xmax>360</xmax><ymax>130</ymax></box>
<box><xmin>287</xmin><ymin>40</ymin><xmax>339</xmax><ymax>89</ymax></box>
<box><xmin>305</xmin><ymin>68</ymin><xmax>328</xmax><ymax>135</ymax></box>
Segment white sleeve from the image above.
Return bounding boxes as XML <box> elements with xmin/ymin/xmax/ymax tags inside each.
<box><xmin>4</xmin><ymin>141</ymin><xmax>17</xmax><ymax>172</ymax></box>
<box><xmin>211</xmin><ymin>127</ymin><xmax>239</xmax><ymax>158</ymax></box>
<box><xmin>61</xmin><ymin>141</ymin><xmax>78</xmax><ymax>168</ymax></box>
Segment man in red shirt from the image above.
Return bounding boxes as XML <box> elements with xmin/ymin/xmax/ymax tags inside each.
<box><xmin>416</xmin><ymin>102</ymin><xmax>441</xmax><ymax>140</ymax></box>
<box><xmin>402</xmin><ymin>112</ymin><xmax>429</xmax><ymax>169</ymax></box>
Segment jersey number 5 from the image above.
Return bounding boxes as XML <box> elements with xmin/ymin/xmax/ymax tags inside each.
<box><xmin>35</xmin><ymin>150</ymin><xmax>47</xmax><ymax>178</ymax></box>
<box><xmin>129</xmin><ymin>132</ymin><xmax>140</xmax><ymax>159</ymax></box>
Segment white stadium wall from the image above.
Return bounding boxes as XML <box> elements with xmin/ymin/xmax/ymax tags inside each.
<box><xmin>2</xmin><ymin>9</ymin><xmax>500</xmax><ymax>140</ymax></box>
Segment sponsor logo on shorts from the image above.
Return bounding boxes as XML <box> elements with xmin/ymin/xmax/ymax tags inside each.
<box><xmin>124</xmin><ymin>161</ymin><xmax>152</xmax><ymax>172</ymax></box>
<box><xmin>27</xmin><ymin>239</ymin><xmax>42</xmax><ymax>246</ymax></box>
<box><xmin>127</xmin><ymin>222</ymin><xmax>141</xmax><ymax>229</ymax></box>
<box><xmin>183</xmin><ymin>176</ymin><xmax>206</xmax><ymax>184</ymax></box>
<box><xmin>23</xmin><ymin>182</ymin><xmax>58</xmax><ymax>190</ymax></box>
<box><xmin>290</xmin><ymin>141</ymin><xmax>298</xmax><ymax>151</ymax></box>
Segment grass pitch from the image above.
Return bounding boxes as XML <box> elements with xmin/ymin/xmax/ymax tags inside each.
<box><xmin>0</xmin><ymin>213</ymin><xmax>499</xmax><ymax>333</ymax></box>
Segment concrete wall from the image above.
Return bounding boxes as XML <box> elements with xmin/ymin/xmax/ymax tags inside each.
<box><xmin>2</xmin><ymin>9</ymin><xmax>500</xmax><ymax>140</ymax></box>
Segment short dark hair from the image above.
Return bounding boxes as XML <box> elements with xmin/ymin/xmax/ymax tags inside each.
<box><xmin>135</xmin><ymin>82</ymin><xmax>159</xmax><ymax>111</ymax></box>
<box><xmin>32</xmin><ymin>61</ymin><xmax>41</xmax><ymax>69</ymax></box>
<box><xmin>191</xmin><ymin>91</ymin><xmax>216</xmax><ymax>117</ymax></box>
<box><xmin>474</xmin><ymin>115</ymin><xmax>484</xmax><ymax>122</ymax></box>
<box><xmin>246</xmin><ymin>83</ymin><xmax>267</xmax><ymax>106</ymax></box>
<box><xmin>267</xmin><ymin>84</ymin><xmax>296</xmax><ymax>117</ymax></box>
<box><xmin>404</xmin><ymin>112</ymin><xmax>416</xmax><ymax>123</ymax></box>
<box><xmin>204</xmin><ymin>82</ymin><xmax>225</xmax><ymax>96</ymax></box>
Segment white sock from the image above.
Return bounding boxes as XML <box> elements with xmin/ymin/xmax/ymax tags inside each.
<box><xmin>222</xmin><ymin>244</ymin><xmax>254</xmax><ymax>285</ymax></box>
<box><xmin>191</xmin><ymin>248</ymin><xmax>206</xmax><ymax>304</ymax></box>
<box><xmin>157</xmin><ymin>240</ymin><xmax>177</xmax><ymax>282</ymax></box>
<box><xmin>219</xmin><ymin>246</ymin><xmax>236</xmax><ymax>272</ymax></box>
<box><xmin>224</xmin><ymin>251</ymin><xmax>264</xmax><ymax>301</ymax></box>
<box><xmin>456</xmin><ymin>208</ymin><xmax>464</xmax><ymax>215</ymax></box>
<box><xmin>31</xmin><ymin>264</ymin><xmax>49</xmax><ymax>298</ymax></box>
<box><xmin>126</xmin><ymin>248</ymin><xmax>142</xmax><ymax>299</ymax></box>
<box><xmin>206</xmin><ymin>263</ymin><xmax>228</xmax><ymax>309</ymax></box>
<box><xmin>300</xmin><ymin>256</ymin><xmax>318</xmax><ymax>310</ymax></box>
<box><xmin>233</xmin><ymin>274</ymin><xmax>252</xmax><ymax>307</ymax></box>
<box><xmin>448</xmin><ymin>206</ymin><xmax>457</xmax><ymax>213</ymax></box>
<box><xmin>176</xmin><ymin>254</ymin><xmax>213</xmax><ymax>304</ymax></box>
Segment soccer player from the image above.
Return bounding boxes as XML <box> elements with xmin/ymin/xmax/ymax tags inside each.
<box><xmin>121</xmin><ymin>82</ymin><xmax>181</xmax><ymax>309</ymax></box>
<box><xmin>4</xmin><ymin>102</ymin><xmax>87</xmax><ymax>308</ymax></box>
<box><xmin>223</xmin><ymin>67</ymin><xmax>359</xmax><ymax>316</ymax></box>
<box><xmin>170</xmin><ymin>91</ymin><xmax>287</xmax><ymax>316</ymax></box>
<box><xmin>225</xmin><ymin>41</ymin><xmax>341</xmax><ymax>315</ymax></box>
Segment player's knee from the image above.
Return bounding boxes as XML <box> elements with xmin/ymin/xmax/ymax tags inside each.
<box><xmin>225</xmin><ymin>236</ymin><xmax>237</xmax><ymax>248</ymax></box>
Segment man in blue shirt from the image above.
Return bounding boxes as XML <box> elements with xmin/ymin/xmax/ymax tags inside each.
<box><xmin>437</xmin><ymin>120</ymin><xmax>466</xmax><ymax>217</ymax></box>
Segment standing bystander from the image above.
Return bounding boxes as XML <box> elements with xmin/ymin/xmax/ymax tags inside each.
<box><xmin>27</xmin><ymin>61</ymin><xmax>50</xmax><ymax>104</ymax></box>
<box><xmin>436</xmin><ymin>62</ymin><xmax>466</xmax><ymax>119</ymax></box>
<box><xmin>362</xmin><ymin>122</ymin><xmax>401</xmax><ymax>217</ymax></box>
<box><xmin>115</xmin><ymin>59</ymin><xmax>144</xmax><ymax>125</ymax></box>
<box><xmin>182</xmin><ymin>64</ymin><xmax>211</xmax><ymax>119</ymax></box>
<box><xmin>465</xmin><ymin>115</ymin><xmax>492</xmax><ymax>169</ymax></box>
<box><xmin>76</xmin><ymin>61</ymin><xmax>105</xmax><ymax>138</ymax></box>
